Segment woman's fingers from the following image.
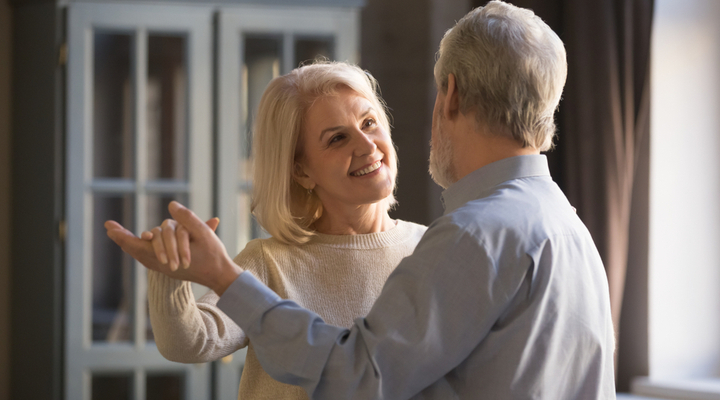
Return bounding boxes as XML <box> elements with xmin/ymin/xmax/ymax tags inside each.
<box><xmin>161</xmin><ymin>219</ymin><xmax>180</xmax><ymax>271</ymax></box>
<box><xmin>207</xmin><ymin>217</ymin><xmax>220</xmax><ymax>232</ymax></box>
<box><xmin>177</xmin><ymin>218</ymin><xmax>217</xmax><ymax>269</ymax></box>
<box><xmin>177</xmin><ymin>225</ymin><xmax>191</xmax><ymax>269</ymax></box>
<box><xmin>150</xmin><ymin>226</ymin><xmax>168</xmax><ymax>265</ymax></box>
<box><xmin>139</xmin><ymin>214</ymin><xmax>220</xmax><ymax>271</ymax></box>
<box><xmin>105</xmin><ymin>221</ymin><xmax>166</xmax><ymax>273</ymax></box>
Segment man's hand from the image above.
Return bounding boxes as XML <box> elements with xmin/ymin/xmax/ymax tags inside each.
<box><xmin>105</xmin><ymin>201</ymin><xmax>244</xmax><ymax>295</ymax></box>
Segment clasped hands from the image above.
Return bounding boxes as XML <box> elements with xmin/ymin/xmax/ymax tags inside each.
<box><xmin>104</xmin><ymin>201</ymin><xmax>243</xmax><ymax>296</ymax></box>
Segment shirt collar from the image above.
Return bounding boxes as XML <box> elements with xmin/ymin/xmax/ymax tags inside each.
<box><xmin>441</xmin><ymin>154</ymin><xmax>551</xmax><ymax>214</ymax></box>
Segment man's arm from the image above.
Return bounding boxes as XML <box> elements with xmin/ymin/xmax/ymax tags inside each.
<box><xmin>219</xmin><ymin>219</ymin><xmax>518</xmax><ymax>399</ymax></box>
<box><xmin>108</xmin><ymin>201</ymin><xmax>518</xmax><ymax>398</ymax></box>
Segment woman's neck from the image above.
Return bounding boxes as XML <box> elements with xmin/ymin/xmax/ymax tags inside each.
<box><xmin>312</xmin><ymin>200</ymin><xmax>395</xmax><ymax>235</ymax></box>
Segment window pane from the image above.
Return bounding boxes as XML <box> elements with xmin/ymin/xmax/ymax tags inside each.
<box><xmin>92</xmin><ymin>373</ymin><xmax>132</xmax><ymax>400</ymax></box>
<box><xmin>242</xmin><ymin>35</ymin><xmax>281</xmax><ymax>182</ymax></box>
<box><xmin>145</xmin><ymin>193</ymin><xmax>189</xmax><ymax>342</ymax></box>
<box><xmin>145</xmin><ymin>193</ymin><xmax>190</xmax><ymax>228</ymax></box>
<box><xmin>93</xmin><ymin>32</ymin><xmax>134</xmax><ymax>179</ymax></box>
<box><xmin>146</xmin><ymin>373</ymin><xmax>184</xmax><ymax>400</ymax></box>
<box><xmin>294</xmin><ymin>36</ymin><xmax>334</xmax><ymax>68</ymax></box>
<box><xmin>147</xmin><ymin>35</ymin><xmax>188</xmax><ymax>181</ymax></box>
<box><xmin>92</xmin><ymin>195</ymin><xmax>135</xmax><ymax>342</ymax></box>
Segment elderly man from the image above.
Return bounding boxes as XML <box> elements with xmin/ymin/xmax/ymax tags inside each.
<box><xmin>108</xmin><ymin>1</ymin><xmax>615</xmax><ymax>398</ymax></box>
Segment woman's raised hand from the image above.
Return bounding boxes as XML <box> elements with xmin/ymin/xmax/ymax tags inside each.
<box><xmin>140</xmin><ymin>217</ymin><xmax>220</xmax><ymax>272</ymax></box>
<box><xmin>107</xmin><ymin>201</ymin><xmax>243</xmax><ymax>295</ymax></box>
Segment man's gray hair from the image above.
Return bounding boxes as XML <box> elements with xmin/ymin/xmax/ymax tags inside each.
<box><xmin>434</xmin><ymin>0</ymin><xmax>567</xmax><ymax>151</ymax></box>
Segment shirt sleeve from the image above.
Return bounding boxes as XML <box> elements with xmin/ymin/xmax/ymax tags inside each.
<box><xmin>218</xmin><ymin>218</ymin><xmax>526</xmax><ymax>399</ymax></box>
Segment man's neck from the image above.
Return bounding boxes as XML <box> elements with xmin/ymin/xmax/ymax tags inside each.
<box><xmin>452</xmin><ymin>122</ymin><xmax>540</xmax><ymax>182</ymax></box>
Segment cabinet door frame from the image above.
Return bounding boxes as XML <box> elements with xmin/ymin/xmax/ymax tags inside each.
<box><xmin>216</xmin><ymin>4</ymin><xmax>359</xmax><ymax>255</ymax></box>
<box><xmin>214</xmin><ymin>5</ymin><xmax>359</xmax><ymax>398</ymax></box>
<box><xmin>65</xmin><ymin>3</ymin><xmax>213</xmax><ymax>399</ymax></box>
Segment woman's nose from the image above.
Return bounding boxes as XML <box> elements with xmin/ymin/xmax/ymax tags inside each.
<box><xmin>353</xmin><ymin>131</ymin><xmax>377</xmax><ymax>157</ymax></box>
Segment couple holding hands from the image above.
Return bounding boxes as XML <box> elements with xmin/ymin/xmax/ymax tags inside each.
<box><xmin>106</xmin><ymin>2</ymin><xmax>616</xmax><ymax>399</ymax></box>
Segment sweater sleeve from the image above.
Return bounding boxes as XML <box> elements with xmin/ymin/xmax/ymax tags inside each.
<box><xmin>148</xmin><ymin>239</ymin><xmax>269</xmax><ymax>363</ymax></box>
<box><xmin>148</xmin><ymin>271</ymin><xmax>247</xmax><ymax>363</ymax></box>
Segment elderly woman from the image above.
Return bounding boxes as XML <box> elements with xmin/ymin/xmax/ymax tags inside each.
<box><xmin>135</xmin><ymin>61</ymin><xmax>426</xmax><ymax>400</ymax></box>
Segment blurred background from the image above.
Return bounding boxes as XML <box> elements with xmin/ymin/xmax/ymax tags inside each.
<box><xmin>1</xmin><ymin>0</ymin><xmax>719</xmax><ymax>399</ymax></box>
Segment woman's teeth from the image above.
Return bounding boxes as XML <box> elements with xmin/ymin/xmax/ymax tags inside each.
<box><xmin>351</xmin><ymin>161</ymin><xmax>382</xmax><ymax>177</ymax></box>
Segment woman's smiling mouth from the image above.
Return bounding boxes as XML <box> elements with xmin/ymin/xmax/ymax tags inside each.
<box><xmin>350</xmin><ymin>160</ymin><xmax>382</xmax><ymax>177</ymax></box>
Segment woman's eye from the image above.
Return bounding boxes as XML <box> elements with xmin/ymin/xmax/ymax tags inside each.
<box><xmin>329</xmin><ymin>134</ymin><xmax>345</xmax><ymax>144</ymax></box>
<box><xmin>363</xmin><ymin>118</ymin><xmax>377</xmax><ymax>129</ymax></box>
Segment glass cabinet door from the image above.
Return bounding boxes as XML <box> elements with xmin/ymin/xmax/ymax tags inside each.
<box><xmin>214</xmin><ymin>5</ymin><xmax>359</xmax><ymax>399</ymax></box>
<box><xmin>217</xmin><ymin>4</ymin><xmax>359</xmax><ymax>255</ymax></box>
<box><xmin>66</xmin><ymin>2</ymin><xmax>361</xmax><ymax>399</ymax></box>
<box><xmin>66</xmin><ymin>4</ymin><xmax>213</xmax><ymax>400</ymax></box>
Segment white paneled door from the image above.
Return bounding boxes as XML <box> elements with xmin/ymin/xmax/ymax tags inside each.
<box><xmin>216</xmin><ymin>4</ymin><xmax>359</xmax><ymax>255</ymax></box>
<box><xmin>66</xmin><ymin>2</ymin><xmax>360</xmax><ymax>399</ymax></box>
<box><xmin>66</xmin><ymin>4</ymin><xmax>213</xmax><ymax>399</ymax></box>
<box><xmin>214</xmin><ymin>7</ymin><xmax>359</xmax><ymax>397</ymax></box>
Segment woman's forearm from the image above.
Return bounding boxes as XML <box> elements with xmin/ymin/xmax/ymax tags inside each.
<box><xmin>148</xmin><ymin>270</ymin><xmax>247</xmax><ymax>363</ymax></box>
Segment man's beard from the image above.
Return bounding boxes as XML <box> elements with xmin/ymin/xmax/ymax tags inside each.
<box><xmin>429</xmin><ymin>114</ymin><xmax>457</xmax><ymax>189</ymax></box>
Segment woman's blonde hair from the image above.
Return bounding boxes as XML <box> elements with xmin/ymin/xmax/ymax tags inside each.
<box><xmin>251</xmin><ymin>61</ymin><xmax>396</xmax><ymax>245</ymax></box>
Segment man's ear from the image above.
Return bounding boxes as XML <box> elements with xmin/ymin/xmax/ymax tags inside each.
<box><xmin>443</xmin><ymin>73</ymin><xmax>460</xmax><ymax>119</ymax></box>
<box><xmin>292</xmin><ymin>161</ymin><xmax>315</xmax><ymax>190</ymax></box>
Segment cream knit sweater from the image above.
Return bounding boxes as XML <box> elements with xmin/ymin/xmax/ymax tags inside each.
<box><xmin>148</xmin><ymin>220</ymin><xmax>427</xmax><ymax>400</ymax></box>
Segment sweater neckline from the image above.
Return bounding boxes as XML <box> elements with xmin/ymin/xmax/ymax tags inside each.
<box><xmin>309</xmin><ymin>220</ymin><xmax>416</xmax><ymax>249</ymax></box>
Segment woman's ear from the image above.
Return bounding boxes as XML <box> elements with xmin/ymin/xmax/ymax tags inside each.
<box><xmin>292</xmin><ymin>161</ymin><xmax>315</xmax><ymax>190</ymax></box>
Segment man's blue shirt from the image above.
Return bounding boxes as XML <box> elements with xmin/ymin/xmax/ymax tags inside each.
<box><xmin>218</xmin><ymin>154</ymin><xmax>616</xmax><ymax>399</ymax></box>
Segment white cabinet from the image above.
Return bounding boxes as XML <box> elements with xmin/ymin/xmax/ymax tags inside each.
<box><xmin>63</xmin><ymin>2</ymin><xmax>360</xmax><ymax>399</ymax></box>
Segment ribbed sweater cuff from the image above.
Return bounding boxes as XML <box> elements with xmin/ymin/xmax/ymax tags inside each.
<box><xmin>147</xmin><ymin>270</ymin><xmax>196</xmax><ymax>317</ymax></box>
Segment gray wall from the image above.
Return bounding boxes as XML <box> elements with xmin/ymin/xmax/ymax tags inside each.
<box><xmin>0</xmin><ymin>0</ymin><xmax>12</xmax><ymax>399</ymax></box>
<box><xmin>10</xmin><ymin>3</ymin><xmax>65</xmax><ymax>399</ymax></box>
